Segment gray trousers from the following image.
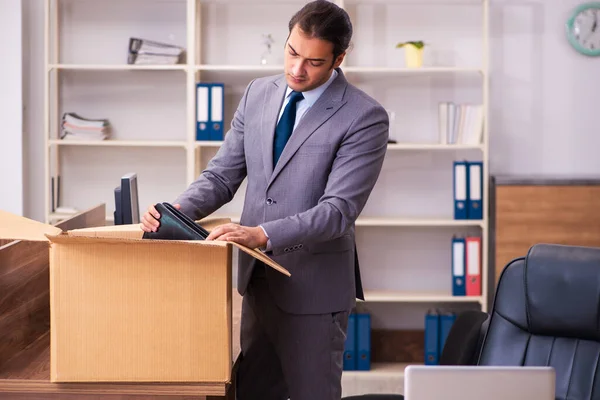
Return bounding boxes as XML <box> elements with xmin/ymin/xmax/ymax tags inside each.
<box><xmin>235</xmin><ymin>263</ymin><xmax>350</xmax><ymax>400</ymax></box>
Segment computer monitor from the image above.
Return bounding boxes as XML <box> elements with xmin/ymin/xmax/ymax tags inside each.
<box><xmin>114</xmin><ymin>172</ymin><xmax>140</xmax><ymax>225</ymax></box>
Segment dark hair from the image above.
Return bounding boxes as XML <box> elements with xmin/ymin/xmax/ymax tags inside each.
<box><xmin>288</xmin><ymin>0</ymin><xmax>353</xmax><ymax>62</ymax></box>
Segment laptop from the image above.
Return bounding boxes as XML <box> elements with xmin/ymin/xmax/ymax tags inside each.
<box><xmin>404</xmin><ymin>365</ymin><xmax>555</xmax><ymax>400</ymax></box>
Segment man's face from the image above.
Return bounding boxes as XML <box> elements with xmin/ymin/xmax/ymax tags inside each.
<box><xmin>283</xmin><ymin>24</ymin><xmax>345</xmax><ymax>92</ymax></box>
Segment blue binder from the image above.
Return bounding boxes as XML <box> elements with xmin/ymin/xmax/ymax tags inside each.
<box><xmin>467</xmin><ymin>161</ymin><xmax>483</xmax><ymax>220</ymax></box>
<box><xmin>439</xmin><ymin>311</ymin><xmax>456</xmax><ymax>352</ymax></box>
<box><xmin>424</xmin><ymin>310</ymin><xmax>439</xmax><ymax>365</ymax></box>
<box><xmin>356</xmin><ymin>313</ymin><xmax>371</xmax><ymax>371</ymax></box>
<box><xmin>453</xmin><ymin>161</ymin><xmax>469</xmax><ymax>219</ymax></box>
<box><xmin>452</xmin><ymin>237</ymin><xmax>466</xmax><ymax>296</ymax></box>
<box><xmin>343</xmin><ymin>313</ymin><xmax>357</xmax><ymax>370</ymax></box>
<box><xmin>196</xmin><ymin>82</ymin><xmax>224</xmax><ymax>141</ymax></box>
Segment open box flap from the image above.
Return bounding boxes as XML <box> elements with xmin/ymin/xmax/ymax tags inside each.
<box><xmin>66</xmin><ymin>217</ymin><xmax>231</xmax><ymax>239</ymax></box>
<box><xmin>0</xmin><ymin>210</ymin><xmax>62</xmax><ymax>242</ymax></box>
<box><xmin>67</xmin><ymin>218</ymin><xmax>233</xmax><ymax>241</ymax></box>
<box><xmin>230</xmin><ymin>242</ymin><xmax>291</xmax><ymax>277</ymax></box>
<box><xmin>46</xmin><ymin>228</ymin><xmax>291</xmax><ymax>277</ymax></box>
<box><xmin>67</xmin><ymin>223</ymin><xmax>144</xmax><ymax>239</ymax></box>
<box><xmin>196</xmin><ymin>216</ymin><xmax>233</xmax><ymax>231</ymax></box>
<box><xmin>192</xmin><ymin>216</ymin><xmax>290</xmax><ymax>276</ymax></box>
<box><xmin>46</xmin><ymin>233</ymin><xmax>228</xmax><ymax>247</ymax></box>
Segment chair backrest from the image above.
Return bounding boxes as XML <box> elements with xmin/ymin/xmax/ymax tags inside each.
<box><xmin>478</xmin><ymin>243</ymin><xmax>600</xmax><ymax>399</ymax></box>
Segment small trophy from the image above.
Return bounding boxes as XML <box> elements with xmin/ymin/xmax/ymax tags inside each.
<box><xmin>260</xmin><ymin>34</ymin><xmax>275</xmax><ymax>65</ymax></box>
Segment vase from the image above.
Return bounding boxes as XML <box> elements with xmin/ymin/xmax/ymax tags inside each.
<box><xmin>260</xmin><ymin>49</ymin><xmax>274</xmax><ymax>65</ymax></box>
<box><xmin>404</xmin><ymin>45</ymin><xmax>424</xmax><ymax>68</ymax></box>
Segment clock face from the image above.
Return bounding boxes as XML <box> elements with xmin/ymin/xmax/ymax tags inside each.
<box><xmin>566</xmin><ymin>3</ymin><xmax>600</xmax><ymax>56</ymax></box>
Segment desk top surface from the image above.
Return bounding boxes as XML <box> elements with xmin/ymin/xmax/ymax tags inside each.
<box><xmin>0</xmin><ymin>331</ymin><xmax>231</xmax><ymax>396</ymax></box>
<box><xmin>493</xmin><ymin>175</ymin><xmax>600</xmax><ymax>186</ymax></box>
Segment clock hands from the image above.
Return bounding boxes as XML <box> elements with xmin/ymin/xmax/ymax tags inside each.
<box><xmin>583</xmin><ymin>10</ymin><xmax>598</xmax><ymax>46</ymax></box>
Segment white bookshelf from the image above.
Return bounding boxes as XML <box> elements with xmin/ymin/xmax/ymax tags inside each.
<box><xmin>48</xmin><ymin>139</ymin><xmax>188</xmax><ymax>147</ymax></box>
<box><xmin>363</xmin><ymin>290</ymin><xmax>483</xmax><ymax>304</ymax></box>
<box><xmin>196</xmin><ymin>142</ymin><xmax>484</xmax><ymax>151</ymax></box>
<box><xmin>355</xmin><ymin>217</ymin><xmax>484</xmax><ymax>227</ymax></box>
<box><xmin>44</xmin><ymin>0</ymin><xmax>489</xmax><ymax>396</ymax></box>
<box><xmin>193</xmin><ymin>64</ymin><xmax>484</xmax><ymax>74</ymax></box>
<box><xmin>48</xmin><ymin>63</ymin><xmax>188</xmax><ymax>71</ymax></box>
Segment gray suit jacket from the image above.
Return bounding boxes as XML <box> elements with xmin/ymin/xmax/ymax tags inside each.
<box><xmin>175</xmin><ymin>68</ymin><xmax>388</xmax><ymax>315</ymax></box>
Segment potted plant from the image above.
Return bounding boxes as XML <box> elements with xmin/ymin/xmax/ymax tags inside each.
<box><xmin>396</xmin><ymin>41</ymin><xmax>425</xmax><ymax>68</ymax></box>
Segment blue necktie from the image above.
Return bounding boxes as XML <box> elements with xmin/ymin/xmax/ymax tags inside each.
<box><xmin>273</xmin><ymin>91</ymin><xmax>304</xmax><ymax>166</ymax></box>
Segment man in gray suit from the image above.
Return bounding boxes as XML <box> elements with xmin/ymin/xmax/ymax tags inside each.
<box><xmin>141</xmin><ymin>1</ymin><xmax>388</xmax><ymax>398</ymax></box>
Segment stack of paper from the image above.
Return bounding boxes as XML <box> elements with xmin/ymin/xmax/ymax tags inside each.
<box><xmin>127</xmin><ymin>37</ymin><xmax>185</xmax><ymax>65</ymax></box>
<box><xmin>60</xmin><ymin>113</ymin><xmax>111</xmax><ymax>141</ymax></box>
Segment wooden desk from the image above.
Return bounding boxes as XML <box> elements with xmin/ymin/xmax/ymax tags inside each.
<box><xmin>0</xmin><ymin>205</ymin><xmax>241</xmax><ymax>399</ymax></box>
<box><xmin>0</xmin><ymin>335</ymin><xmax>233</xmax><ymax>399</ymax></box>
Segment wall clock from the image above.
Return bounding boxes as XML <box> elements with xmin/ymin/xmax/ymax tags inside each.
<box><xmin>565</xmin><ymin>2</ymin><xmax>600</xmax><ymax>56</ymax></box>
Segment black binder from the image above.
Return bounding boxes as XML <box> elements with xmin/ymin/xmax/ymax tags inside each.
<box><xmin>142</xmin><ymin>202</ymin><xmax>209</xmax><ymax>241</ymax></box>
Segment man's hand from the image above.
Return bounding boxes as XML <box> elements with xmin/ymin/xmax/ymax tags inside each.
<box><xmin>206</xmin><ymin>223</ymin><xmax>268</xmax><ymax>249</ymax></box>
<box><xmin>140</xmin><ymin>203</ymin><xmax>181</xmax><ymax>232</ymax></box>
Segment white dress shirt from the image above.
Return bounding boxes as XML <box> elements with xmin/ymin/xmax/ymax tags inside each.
<box><xmin>259</xmin><ymin>68</ymin><xmax>339</xmax><ymax>251</ymax></box>
<box><xmin>277</xmin><ymin>68</ymin><xmax>338</xmax><ymax>128</ymax></box>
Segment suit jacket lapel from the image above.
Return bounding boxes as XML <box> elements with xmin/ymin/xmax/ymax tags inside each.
<box><xmin>261</xmin><ymin>75</ymin><xmax>288</xmax><ymax>181</ymax></box>
<box><xmin>268</xmin><ymin>69</ymin><xmax>348</xmax><ymax>188</ymax></box>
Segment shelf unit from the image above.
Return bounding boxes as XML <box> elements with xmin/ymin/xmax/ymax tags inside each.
<box><xmin>363</xmin><ymin>290</ymin><xmax>483</xmax><ymax>304</ymax></box>
<box><xmin>213</xmin><ymin>214</ymin><xmax>485</xmax><ymax>227</ymax></box>
<box><xmin>43</xmin><ymin>0</ymin><xmax>489</xmax><ymax>396</ymax></box>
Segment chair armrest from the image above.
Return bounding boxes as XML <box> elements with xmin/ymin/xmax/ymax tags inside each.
<box><xmin>439</xmin><ymin>310</ymin><xmax>490</xmax><ymax>365</ymax></box>
<box><xmin>473</xmin><ymin>312</ymin><xmax>490</xmax><ymax>364</ymax></box>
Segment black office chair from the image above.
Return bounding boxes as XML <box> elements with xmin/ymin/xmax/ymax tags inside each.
<box><xmin>476</xmin><ymin>243</ymin><xmax>600</xmax><ymax>398</ymax></box>
<box><xmin>344</xmin><ymin>243</ymin><xmax>600</xmax><ymax>400</ymax></box>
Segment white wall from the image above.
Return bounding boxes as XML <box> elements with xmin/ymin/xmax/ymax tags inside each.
<box><xmin>0</xmin><ymin>0</ymin><xmax>24</xmax><ymax>216</ymax></box>
<box><xmin>14</xmin><ymin>0</ymin><xmax>600</xmax><ymax>331</ymax></box>
<box><xmin>22</xmin><ymin>0</ymin><xmax>44</xmax><ymax>220</ymax></box>
<box><xmin>489</xmin><ymin>0</ymin><xmax>600</xmax><ymax>176</ymax></box>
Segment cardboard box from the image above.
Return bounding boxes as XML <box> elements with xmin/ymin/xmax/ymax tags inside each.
<box><xmin>0</xmin><ymin>210</ymin><xmax>289</xmax><ymax>383</ymax></box>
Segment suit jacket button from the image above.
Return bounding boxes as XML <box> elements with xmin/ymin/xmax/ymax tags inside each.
<box><xmin>266</xmin><ymin>198</ymin><xmax>274</xmax><ymax>205</ymax></box>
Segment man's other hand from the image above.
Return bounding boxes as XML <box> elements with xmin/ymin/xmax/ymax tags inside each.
<box><xmin>140</xmin><ymin>203</ymin><xmax>181</xmax><ymax>232</ymax></box>
<box><xmin>207</xmin><ymin>223</ymin><xmax>268</xmax><ymax>249</ymax></box>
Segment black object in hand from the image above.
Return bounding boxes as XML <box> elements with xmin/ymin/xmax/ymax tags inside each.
<box><xmin>142</xmin><ymin>202</ymin><xmax>210</xmax><ymax>241</ymax></box>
